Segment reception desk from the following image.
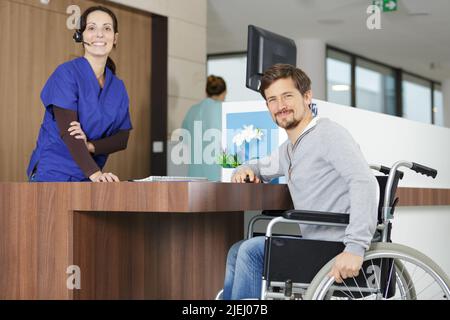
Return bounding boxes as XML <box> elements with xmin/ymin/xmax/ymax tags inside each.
<box><xmin>0</xmin><ymin>182</ymin><xmax>292</xmax><ymax>300</ymax></box>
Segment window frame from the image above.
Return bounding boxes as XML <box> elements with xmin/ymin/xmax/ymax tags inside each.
<box><xmin>326</xmin><ymin>45</ymin><xmax>442</xmax><ymax>125</ymax></box>
<box><xmin>326</xmin><ymin>49</ymin><xmax>353</xmax><ymax>107</ymax></box>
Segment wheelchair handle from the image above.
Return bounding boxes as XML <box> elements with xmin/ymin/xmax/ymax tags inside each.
<box><xmin>384</xmin><ymin>161</ymin><xmax>438</xmax><ymax>209</ymax></box>
<box><xmin>382</xmin><ymin>161</ymin><xmax>438</xmax><ymax>242</ymax></box>
<box><xmin>411</xmin><ymin>162</ymin><xmax>438</xmax><ymax>179</ymax></box>
<box><xmin>370</xmin><ymin>164</ymin><xmax>404</xmax><ymax>179</ymax></box>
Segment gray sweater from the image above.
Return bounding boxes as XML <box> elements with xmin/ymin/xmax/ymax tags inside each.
<box><xmin>242</xmin><ymin>117</ymin><xmax>379</xmax><ymax>256</ymax></box>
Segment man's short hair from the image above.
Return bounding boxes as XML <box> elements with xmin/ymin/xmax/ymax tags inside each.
<box><xmin>259</xmin><ymin>64</ymin><xmax>311</xmax><ymax>100</ymax></box>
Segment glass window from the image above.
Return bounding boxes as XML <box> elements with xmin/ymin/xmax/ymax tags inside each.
<box><xmin>207</xmin><ymin>55</ymin><xmax>262</xmax><ymax>102</ymax></box>
<box><xmin>433</xmin><ymin>84</ymin><xmax>444</xmax><ymax>126</ymax></box>
<box><xmin>326</xmin><ymin>49</ymin><xmax>351</xmax><ymax>106</ymax></box>
<box><xmin>402</xmin><ymin>74</ymin><xmax>432</xmax><ymax>124</ymax></box>
<box><xmin>356</xmin><ymin>59</ymin><xmax>396</xmax><ymax>115</ymax></box>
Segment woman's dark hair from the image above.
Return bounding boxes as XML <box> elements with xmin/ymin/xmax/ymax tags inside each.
<box><xmin>259</xmin><ymin>64</ymin><xmax>311</xmax><ymax>100</ymax></box>
<box><xmin>206</xmin><ymin>75</ymin><xmax>227</xmax><ymax>97</ymax></box>
<box><xmin>79</xmin><ymin>6</ymin><xmax>119</xmax><ymax>75</ymax></box>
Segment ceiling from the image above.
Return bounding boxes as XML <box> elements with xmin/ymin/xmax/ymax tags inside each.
<box><xmin>207</xmin><ymin>0</ymin><xmax>450</xmax><ymax>81</ymax></box>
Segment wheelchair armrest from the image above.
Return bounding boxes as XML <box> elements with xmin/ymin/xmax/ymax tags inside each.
<box><xmin>282</xmin><ymin>209</ymin><xmax>349</xmax><ymax>225</ymax></box>
<box><xmin>261</xmin><ymin>210</ymin><xmax>287</xmax><ymax>217</ymax></box>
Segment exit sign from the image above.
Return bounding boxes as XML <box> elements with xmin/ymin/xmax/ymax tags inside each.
<box><xmin>373</xmin><ymin>0</ymin><xmax>398</xmax><ymax>12</ymax></box>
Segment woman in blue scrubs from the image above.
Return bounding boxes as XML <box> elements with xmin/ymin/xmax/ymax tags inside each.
<box><xmin>27</xmin><ymin>6</ymin><xmax>132</xmax><ymax>182</ymax></box>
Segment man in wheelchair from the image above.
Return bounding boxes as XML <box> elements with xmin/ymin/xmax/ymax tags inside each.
<box><xmin>222</xmin><ymin>63</ymin><xmax>380</xmax><ymax>300</ymax></box>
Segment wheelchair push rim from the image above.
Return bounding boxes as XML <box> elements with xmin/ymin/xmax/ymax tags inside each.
<box><xmin>304</xmin><ymin>242</ymin><xmax>450</xmax><ymax>300</ymax></box>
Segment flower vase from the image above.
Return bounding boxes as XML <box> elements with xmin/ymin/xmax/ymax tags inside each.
<box><xmin>221</xmin><ymin>167</ymin><xmax>235</xmax><ymax>182</ymax></box>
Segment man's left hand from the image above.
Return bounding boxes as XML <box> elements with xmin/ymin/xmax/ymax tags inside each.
<box><xmin>328</xmin><ymin>252</ymin><xmax>363</xmax><ymax>283</ymax></box>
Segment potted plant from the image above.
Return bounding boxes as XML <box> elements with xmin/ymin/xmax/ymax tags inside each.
<box><xmin>218</xmin><ymin>125</ymin><xmax>263</xmax><ymax>182</ymax></box>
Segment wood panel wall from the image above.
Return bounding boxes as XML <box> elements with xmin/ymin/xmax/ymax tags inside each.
<box><xmin>0</xmin><ymin>0</ymin><xmax>152</xmax><ymax>181</ymax></box>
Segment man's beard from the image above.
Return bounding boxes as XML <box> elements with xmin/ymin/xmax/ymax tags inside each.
<box><xmin>275</xmin><ymin>113</ymin><xmax>301</xmax><ymax>130</ymax></box>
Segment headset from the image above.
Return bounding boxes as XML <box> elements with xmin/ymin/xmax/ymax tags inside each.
<box><xmin>73</xmin><ymin>29</ymin><xmax>117</xmax><ymax>47</ymax></box>
<box><xmin>73</xmin><ymin>29</ymin><xmax>92</xmax><ymax>46</ymax></box>
<box><xmin>73</xmin><ymin>29</ymin><xmax>83</xmax><ymax>43</ymax></box>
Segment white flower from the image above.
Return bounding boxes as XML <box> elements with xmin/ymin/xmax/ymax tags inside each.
<box><xmin>232</xmin><ymin>125</ymin><xmax>264</xmax><ymax>147</ymax></box>
<box><xmin>241</xmin><ymin>125</ymin><xmax>256</xmax><ymax>143</ymax></box>
<box><xmin>254</xmin><ymin>128</ymin><xmax>263</xmax><ymax>141</ymax></box>
<box><xmin>232</xmin><ymin>132</ymin><xmax>245</xmax><ymax>147</ymax></box>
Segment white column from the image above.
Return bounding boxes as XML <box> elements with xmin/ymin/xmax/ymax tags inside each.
<box><xmin>295</xmin><ymin>39</ymin><xmax>326</xmax><ymax>100</ymax></box>
<box><xmin>442</xmin><ymin>79</ymin><xmax>450</xmax><ymax>128</ymax></box>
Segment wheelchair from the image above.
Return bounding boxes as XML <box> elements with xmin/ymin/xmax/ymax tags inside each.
<box><xmin>216</xmin><ymin>160</ymin><xmax>450</xmax><ymax>300</ymax></box>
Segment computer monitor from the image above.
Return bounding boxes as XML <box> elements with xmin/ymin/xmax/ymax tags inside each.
<box><xmin>246</xmin><ymin>25</ymin><xmax>297</xmax><ymax>92</ymax></box>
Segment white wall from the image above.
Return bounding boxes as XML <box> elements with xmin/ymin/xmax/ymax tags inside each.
<box><xmin>316</xmin><ymin>99</ymin><xmax>450</xmax><ymax>188</ymax></box>
<box><xmin>393</xmin><ymin>206</ymin><xmax>450</xmax><ymax>282</ymax></box>
<box><xmin>207</xmin><ymin>56</ymin><xmax>262</xmax><ymax>102</ymax></box>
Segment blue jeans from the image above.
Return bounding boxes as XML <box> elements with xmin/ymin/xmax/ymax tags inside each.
<box><xmin>223</xmin><ymin>236</ymin><xmax>265</xmax><ymax>300</ymax></box>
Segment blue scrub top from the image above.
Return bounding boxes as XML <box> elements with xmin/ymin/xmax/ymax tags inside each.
<box><xmin>27</xmin><ymin>57</ymin><xmax>132</xmax><ymax>182</ymax></box>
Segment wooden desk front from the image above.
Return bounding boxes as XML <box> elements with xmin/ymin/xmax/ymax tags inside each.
<box><xmin>0</xmin><ymin>182</ymin><xmax>292</xmax><ymax>299</ymax></box>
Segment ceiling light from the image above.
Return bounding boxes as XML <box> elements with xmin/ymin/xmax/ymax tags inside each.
<box><xmin>317</xmin><ymin>19</ymin><xmax>344</xmax><ymax>25</ymax></box>
<box><xmin>408</xmin><ymin>13</ymin><xmax>430</xmax><ymax>17</ymax></box>
<box><xmin>332</xmin><ymin>85</ymin><xmax>350</xmax><ymax>92</ymax></box>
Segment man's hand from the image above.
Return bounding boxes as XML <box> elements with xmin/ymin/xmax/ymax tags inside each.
<box><xmin>231</xmin><ymin>168</ymin><xmax>260</xmax><ymax>183</ymax></box>
<box><xmin>328</xmin><ymin>252</ymin><xmax>363</xmax><ymax>283</ymax></box>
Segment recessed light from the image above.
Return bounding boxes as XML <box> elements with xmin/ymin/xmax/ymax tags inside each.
<box><xmin>332</xmin><ymin>84</ymin><xmax>350</xmax><ymax>92</ymax></box>
<box><xmin>317</xmin><ymin>19</ymin><xmax>344</xmax><ymax>25</ymax></box>
<box><xmin>408</xmin><ymin>13</ymin><xmax>430</xmax><ymax>16</ymax></box>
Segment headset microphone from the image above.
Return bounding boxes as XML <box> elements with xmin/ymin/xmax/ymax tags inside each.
<box><xmin>73</xmin><ymin>30</ymin><xmax>91</xmax><ymax>46</ymax></box>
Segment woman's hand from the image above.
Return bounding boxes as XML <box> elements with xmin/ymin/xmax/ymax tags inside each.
<box><xmin>89</xmin><ymin>171</ymin><xmax>120</xmax><ymax>182</ymax></box>
<box><xmin>68</xmin><ymin>121</ymin><xmax>95</xmax><ymax>153</ymax></box>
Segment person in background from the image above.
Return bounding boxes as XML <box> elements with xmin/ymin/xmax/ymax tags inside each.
<box><xmin>223</xmin><ymin>64</ymin><xmax>379</xmax><ymax>299</ymax></box>
<box><xmin>181</xmin><ymin>75</ymin><xmax>227</xmax><ymax>181</ymax></box>
<box><xmin>27</xmin><ymin>6</ymin><xmax>132</xmax><ymax>182</ymax></box>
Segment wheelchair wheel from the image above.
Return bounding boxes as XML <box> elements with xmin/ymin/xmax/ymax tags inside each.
<box><xmin>215</xmin><ymin>289</ymin><xmax>223</xmax><ymax>300</ymax></box>
<box><xmin>304</xmin><ymin>242</ymin><xmax>450</xmax><ymax>300</ymax></box>
<box><xmin>393</xmin><ymin>259</ymin><xmax>416</xmax><ymax>299</ymax></box>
